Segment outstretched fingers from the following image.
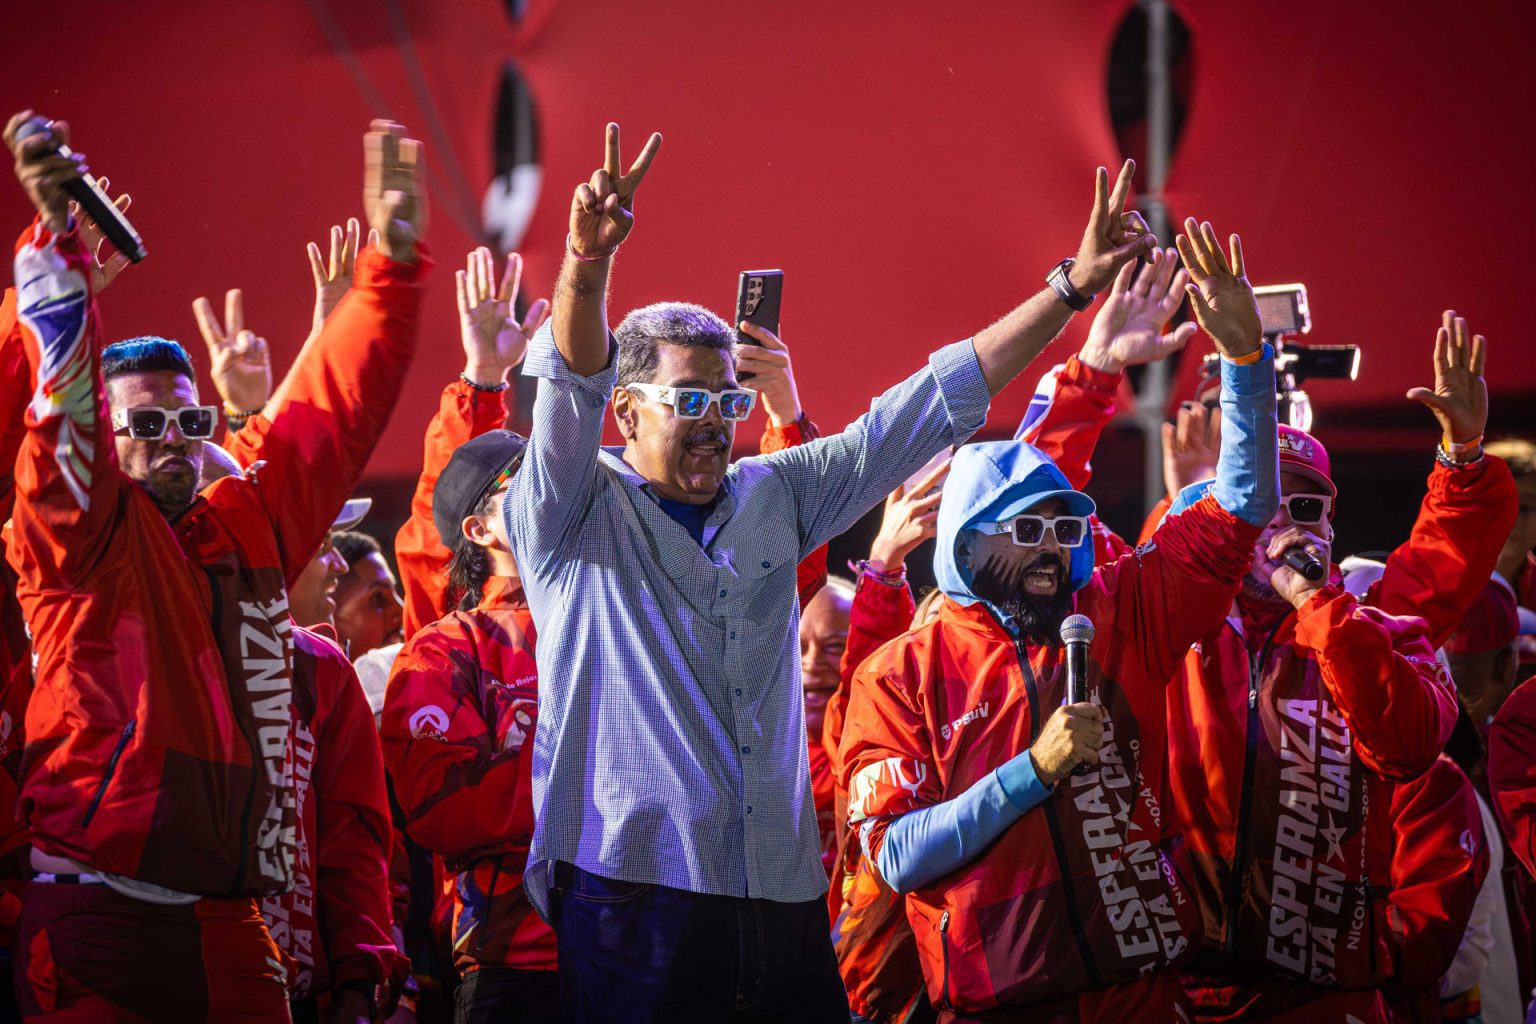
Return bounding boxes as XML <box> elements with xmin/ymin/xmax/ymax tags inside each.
<box><xmin>1470</xmin><ymin>333</ymin><xmax>1487</xmax><ymax>376</ymax></box>
<box><xmin>500</xmin><ymin>251</ymin><xmax>523</xmax><ymax>305</ymax></box>
<box><xmin>224</xmin><ymin>289</ymin><xmax>245</xmax><ymax>340</ymax></box>
<box><xmin>1107</xmin><ymin>159</ymin><xmax>1135</xmax><ymax>222</ymax></box>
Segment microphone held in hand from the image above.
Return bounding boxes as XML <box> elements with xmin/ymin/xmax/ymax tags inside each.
<box><xmin>15</xmin><ymin>116</ymin><xmax>146</xmax><ymax>263</ymax></box>
<box><xmin>1281</xmin><ymin>546</ymin><xmax>1326</xmax><ymax>583</ymax></box>
<box><xmin>1060</xmin><ymin>614</ymin><xmax>1095</xmax><ymax>776</ymax></box>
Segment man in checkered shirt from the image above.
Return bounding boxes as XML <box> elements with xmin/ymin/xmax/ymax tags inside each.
<box><xmin>497</xmin><ymin>123</ymin><xmax>1159</xmax><ymax>1021</ymax></box>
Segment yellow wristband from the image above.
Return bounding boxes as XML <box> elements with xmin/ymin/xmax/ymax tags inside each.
<box><xmin>1228</xmin><ymin>348</ymin><xmax>1265</xmax><ymax>366</ymax></box>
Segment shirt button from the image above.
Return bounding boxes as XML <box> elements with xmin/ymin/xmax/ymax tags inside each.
<box><xmin>720</xmin><ymin>589</ymin><xmax>728</xmax><ymax>598</ymax></box>
<box><xmin>742</xmin><ymin>745</ymin><xmax>751</xmax><ymax>754</ymax></box>
<box><xmin>729</xmin><ymin>631</ymin><xmax>736</xmax><ymax>640</ymax></box>
<box><xmin>735</xmin><ymin>688</ymin><xmax>742</xmax><ymax>697</ymax></box>
<box><xmin>747</xmin><ymin>806</ymin><xmax>754</xmax><ymax>814</ymax></box>
<box><xmin>761</xmin><ymin>561</ymin><xmax>771</xmax><ymax>569</ymax></box>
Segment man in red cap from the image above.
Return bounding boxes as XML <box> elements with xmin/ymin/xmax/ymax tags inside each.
<box><xmin>1026</xmin><ymin>310</ymin><xmax>1517</xmax><ymax>1020</ymax></box>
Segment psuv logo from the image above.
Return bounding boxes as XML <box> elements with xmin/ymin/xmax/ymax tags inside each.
<box><xmin>409</xmin><ymin>705</ymin><xmax>450</xmax><ymax>741</ymax></box>
<box><xmin>940</xmin><ymin>702</ymin><xmax>989</xmax><ymax>741</ymax></box>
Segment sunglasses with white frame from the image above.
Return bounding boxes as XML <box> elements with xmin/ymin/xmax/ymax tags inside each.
<box><xmin>624</xmin><ymin>383</ymin><xmax>757</xmax><ymax>421</ymax></box>
<box><xmin>110</xmin><ymin>405</ymin><xmax>220</xmax><ymax>441</ymax></box>
<box><xmin>973</xmin><ymin>512</ymin><xmax>1091</xmax><ymax>548</ymax></box>
<box><xmin>1281</xmin><ymin>492</ymin><xmax>1333</xmax><ymax>525</ymax></box>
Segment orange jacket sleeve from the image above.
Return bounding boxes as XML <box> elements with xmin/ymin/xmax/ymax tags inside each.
<box><xmin>395</xmin><ymin>380</ymin><xmax>509</xmax><ymax>639</ymax></box>
<box><xmin>1367</xmin><ymin>457</ymin><xmax>1518</xmax><ymax>649</ymax></box>
<box><xmin>1292</xmin><ymin>587</ymin><xmax>1454</xmax><ymax>780</ymax></box>
<box><xmin>224</xmin><ymin>245</ymin><xmax>429</xmax><ymax>586</ymax></box>
<box><xmin>6</xmin><ymin>217</ymin><xmax>124</xmax><ymax>589</ymax></box>
<box><xmin>310</xmin><ymin>641</ymin><xmax>403</xmax><ymax>990</ymax></box>
<box><xmin>824</xmin><ymin>577</ymin><xmax>916</xmax><ymax>779</ymax></box>
<box><xmin>379</xmin><ymin>623</ymin><xmax>533</xmax><ymax>863</ymax></box>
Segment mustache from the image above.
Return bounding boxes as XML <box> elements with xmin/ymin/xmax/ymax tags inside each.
<box><xmin>684</xmin><ymin>427</ymin><xmax>730</xmax><ymax>448</ymax></box>
<box><xmin>974</xmin><ymin>552</ymin><xmax>1065</xmax><ymax>591</ymax></box>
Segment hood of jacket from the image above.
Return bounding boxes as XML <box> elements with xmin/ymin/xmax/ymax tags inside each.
<box><xmin>934</xmin><ymin>441</ymin><xmax>1096</xmax><ymax>616</ymax></box>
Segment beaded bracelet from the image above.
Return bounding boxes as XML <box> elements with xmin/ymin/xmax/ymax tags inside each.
<box><xmin>223</xmin><ymin>404</ymin><xmax>263</xmax><ymax>432</ymax></box>
<box><xmin>566</xmin><ymin>233</ymin><xmax>618</xmax><ymax>263</ymax></box>
<box><xmin>460</xmin><ymin>372</ymin><xmax>510</xmax><ymax>393</ymax></box>
<box><xmin>1435</xmin><ymin>441</ymin><xmax>1484</xmax><ymax>470</ymax></box>
<box><xmin>849</xmin><ymin>559</ymin><xmax>907</xmax><ymax>588</ymax></box>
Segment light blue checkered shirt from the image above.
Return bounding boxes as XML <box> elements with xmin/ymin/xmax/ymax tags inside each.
<box><xmin>505</xmin><ymin>323</ymin><xmax>990</xmax><ymax>915</ymax></box>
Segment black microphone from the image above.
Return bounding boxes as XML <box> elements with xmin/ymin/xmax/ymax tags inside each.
<box><xmin>1060</xmin><ymin>614</ymin><xmax>1094</xmax><ymax>705</ymax></box>
<box><xmin>1282</xmin><ymin>547</ymin><xmax>1326</xmax><ymax>583</ymax></box>
<box><xmin>14</xmin><ymin>116</ymin><xmax>146</xmax><ymax>263</ymax></box>
<box><xmin>1060</xmin><ymin>614</ymin><xmax>1095</xmax><ymax>777</ymax></box>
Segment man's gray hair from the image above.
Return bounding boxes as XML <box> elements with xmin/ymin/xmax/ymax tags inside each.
<box><xmin>615</xmin><ymin>301</ymin><xmax>736</xmax><ymax>390</ymax></box>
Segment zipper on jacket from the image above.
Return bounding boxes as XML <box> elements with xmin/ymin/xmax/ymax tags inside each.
<box><xmin>1224</xmin><ymin>613</ymin><xmax>1291</xmax><ymax>958</ymax></box>
<box><xmin>80</xmin><ymin>720</ymin><xmax>136</xmax><ymax>828</ymax></box>
<box><xmin>1014</xmin><ymin>635</ymin><xmax>1102</xmax><ymax>989</ymax></box>
<box><xmin>937</xmin><ymin>909</ymin><xmax>954</xmax><ymax>1011</ymax></box>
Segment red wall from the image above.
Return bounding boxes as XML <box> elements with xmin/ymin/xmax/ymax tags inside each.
<box><xmin>3</xmin><ymin>1</ymin><xmax>1532</xmax><ymax>488</ymax></box>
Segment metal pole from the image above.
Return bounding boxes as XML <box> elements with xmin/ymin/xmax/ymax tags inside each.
<box><xmin>1134</xmin><ymin>0</ymin><xmax>1175</xmax><ymax>514</ymax></box>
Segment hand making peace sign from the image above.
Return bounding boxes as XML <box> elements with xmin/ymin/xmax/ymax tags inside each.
<box><xmin>568</xmin><ymin>122</ymin><xmax>663</xmax><ymax>260</ymax></box>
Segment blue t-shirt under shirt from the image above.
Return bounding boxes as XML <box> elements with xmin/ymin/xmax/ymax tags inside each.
<box><xmin>655</xmin><ymin>493</ymin><xmax>719</xmax><ymax>546</ymax></box>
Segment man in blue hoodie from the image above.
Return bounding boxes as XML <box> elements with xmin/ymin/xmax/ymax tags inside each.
<box><xmin>840</xmin><ymin>218</ymin><xmax>1280</xmax><ymax>1021</ymax></box>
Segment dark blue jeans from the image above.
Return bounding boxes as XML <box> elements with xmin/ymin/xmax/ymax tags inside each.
<box><xmin>551</xmin><ymin>862</ymin><xmax>848</xmax><ymax>1023</ymax></box>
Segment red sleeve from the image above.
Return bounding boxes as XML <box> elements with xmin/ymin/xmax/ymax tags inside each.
<box><xmin>824</xmin><ymin>577</ymin><xmax>916</xmax><ymax>776</ymax></box>
<box><xmin>0</xmin><ymin>287</ymin><xmax>27</xmax><ymax>509</ymax></box>
<box><xmin>1292</xmin><ymin>587</ymin><xmax>1454</xmax><ymax>780</ymax></box>
<box><xmin>1018</xmin><ymin>356</ymin><xmax>1121</xmax><ymax>491</ymax></box>
<box><xmin>1367</xmin><ymin>457</ymin><xmax>1518</xmax><ymax>648</ymax></box>
<box><xmin>759</xmin><ymin>415</ymin><xmax>829</xmax><ymax>605</ymax></box>
<box><xmin>396</xmin><ymin>381</ymin><xmax>508</xmax><ymax>639</ymax></box>
<box><xmin>5</xmin><ymin>217</ymin><xmax>125</xmax><ymax>589</ymax></box>
<box><xmin>223</xmin><ymin>245</ymin><xmax>429</xmax><ymax>586</ymax></box>
<box><xmin>378</xmin><ymin>624</ymin><xmax>532</xmax><ymax>861</ymax></box>
<box><xmin>1384</xmin><ymin>756</ymin><xmax>1488</xmax><ymax>983</ymax></box>
<box><xmin>840</xmin><ymin>636</ymin><xmax>944</xmax><ymax>878</ymax></box>
<box><xmin>1094</xmin><ymin>495</ymin><xmax>1261</xmax><ymax>693</ymax></box>
<box><xmin>310</xmin><ymin>639</ymin><xmax>403</xmax><ymax>989</ymax></box>
<box><xmin>1489</xmin><ymin>676</ymin><xmax>1536</xmax><ymax>880</ymax></box>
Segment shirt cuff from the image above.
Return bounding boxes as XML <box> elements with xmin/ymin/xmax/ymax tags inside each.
<box><xmin>929</xmin><ymin>338</ymin><xmax>991</xmax><ymax>442</ymax></box>
<box><xmin>522</xmin><ymin>320</ymin><xmax>618</xmax><ymax>399</ymax></box>
<box><xmin>997</xmin><ymin>752</ymin><xmax>1051</xmax><ymax>810</ymax></box>
<box><xmin>1227</xmin><ymin>347</ymin><xmax>1265</xmax><ymax>366</ymax></box>
<box><xmin>1064</xmin><ymin>354</ymin><xmax>1123</xmax><ymax>393</ymax></box>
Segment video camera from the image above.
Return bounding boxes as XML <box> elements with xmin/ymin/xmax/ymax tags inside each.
<box><xmin>1200</xmin><ymin>283</ymin><xmax>1360</xmax><ymax>430</ymax></box>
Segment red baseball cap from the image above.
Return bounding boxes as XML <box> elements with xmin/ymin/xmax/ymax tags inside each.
<box><xmin>1277</xmin><ymin>425</ymin><xmax>1335</xmax><ymax>496</ymax></box>
<box><xmin>1444</xmin><ymin>575</ymin><xmax>1520</xmax><ymax>656</ymax></box>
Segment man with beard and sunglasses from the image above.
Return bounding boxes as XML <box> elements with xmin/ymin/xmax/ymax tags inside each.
<box><xmin>502</xmin><ymin>119</ymin><xmax>1161</xmax><ymax>1021</ymax></box>
<box><xmin>3</xmin><ymin>113</ymin><xmax>428</xmax><ymax>1021</ymax></box>
<box><xmin>1025</xmin><ymin>312</ymin><xmax>1516</xmax><ymax>1021</ymax></box>
<box><xmin>838</xmin><ymin>217</ymin><xmax>1280</xmax><ymax>1022</ymax></box>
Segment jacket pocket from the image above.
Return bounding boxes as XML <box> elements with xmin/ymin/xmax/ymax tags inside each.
<box><xmin>80</xmin><ymin>720</ymin><xmax>136</xmax><ymax>828</ymax></box>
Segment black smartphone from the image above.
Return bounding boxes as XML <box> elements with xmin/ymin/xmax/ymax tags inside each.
<box><xmin>734</xmin><ymin>270</ymin><xmax>784</xmax><ymax>381</ymax></box>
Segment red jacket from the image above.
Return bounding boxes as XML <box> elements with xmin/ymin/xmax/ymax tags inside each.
<box><xmin>263</xmin><ymin>625</ymin><xmax>404</xmax><ymax>1000</ymax></box>
<box><xmin>381</xmin><ymin>576</ymin><xmax>553</xmax><ymax>971</ymax></box>
<box><xmin>7</xmin><ymin>218</ymin><xmax>425</xmax><ymax>896</ymax></box>
<box><xmin>0</xmin><ymin>286</ymin><xmax>32</xmax><ymax>944</ymax></box>
<box><xmin>841</xmin><ymin>495</ymin><xmax>1258</xmax><ymax>1014</ymax></box>
<box><xmin>1490</xmin><ymin>674</ymin><xmax>1536</xmax><ymax>881</ymax></box>
<box><xmin>1026</xmin><ymin>355</ymin><xmax>1516</xmax><ymax>1015</ymax></box>
<box><xmin>1382</xmin><ymin>755</ymin><xmax>1488</xmax><ymax>1022</ymax></box>
<box><xmin>825</xmin><ymin>576</ymin><xmax>921</xmax><ymax>1022</ymax></box>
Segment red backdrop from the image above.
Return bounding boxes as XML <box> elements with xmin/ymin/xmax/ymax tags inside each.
<box><xmin>3</xmin><ymin>1</ymin><xmax>1533</xmax><ymax>492</ymax></box>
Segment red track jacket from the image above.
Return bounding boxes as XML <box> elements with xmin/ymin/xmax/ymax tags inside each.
<box><xmin>1027</xmin><ymin>355</ymin><xmax>1515</xmax><ymax>1019</ymax></box>
<box><xmin>825</xmin><ymin>576</ymin><xmax>921</xmax><ymax>1022</ymax></box>
<box><xmin>7</xmin><ymin>217</ymin><xmax>425</xmax><ymax>896</ymax></box>
<box><xmin>0</xmin><ymin>287</ymin><xmax>32</xmax><ymax>944</ymax></box>
<box><xmin>262</xmin><ymin>625</ymin><xmax>404</xmax><ymax>1000</ymax></box>
<box><xmin>1382</xmin><ymin>755</ymin><xmax>1488</xmax><ymax>1022</ymax></box>
<box><xmin>1491</xmin><ymin>674</ymin><xmax>1536</xmax><ymax>883</ymax></box>
<box><xmin>841</xmin><ymin>491</ymin><xmax>1259</xmax><ymax>1016</ymax></box>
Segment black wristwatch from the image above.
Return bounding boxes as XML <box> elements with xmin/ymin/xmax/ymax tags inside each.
<box><xmin>1046</xmin><ymin>258</ymin><xmax>1094</xmax><ymax>312</ymax></box>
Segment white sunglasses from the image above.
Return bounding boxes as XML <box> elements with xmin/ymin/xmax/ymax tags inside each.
<box><xmin>625</xmin><ymin>383</ymin><xmax>757</xmax><ymax>421</ymax></box>
<box><xmin>973</xmin><ymin>513</ymin><xmax>1090</xmax><ymax>547</ymax></box>
<box><xmin>110</xmin><ymin>405</ymin><xmax>220</xmax><ymax>440</ymax></box>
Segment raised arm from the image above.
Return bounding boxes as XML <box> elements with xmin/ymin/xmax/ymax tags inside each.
<box><xmin>503</xmin><ymin>124</ymin><xmax>659</xmax><ymax>576</ymax></box>
<box><xmin>2</xmin><ymin>112</ymin><xmax>124</xmax><ymax>587</ymax></box>
<box><xmin>972</xmin><ymin>160</ymin><xmax>1157</xmax><ymax>394</ymax></box>
<box><xmin>397</xmin><ymin>247</ymin><xmax>546</xmax><ymax>636</ymax></box>
<box><xmin>1371</xmin><ymin>312</ymin><xmax>1516</xmax><ymax>647</ymax></box>
<box><xmin>220</xmin><ymin>121</ymin><xmax>430</xmax><ymax>585</ymax></box>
